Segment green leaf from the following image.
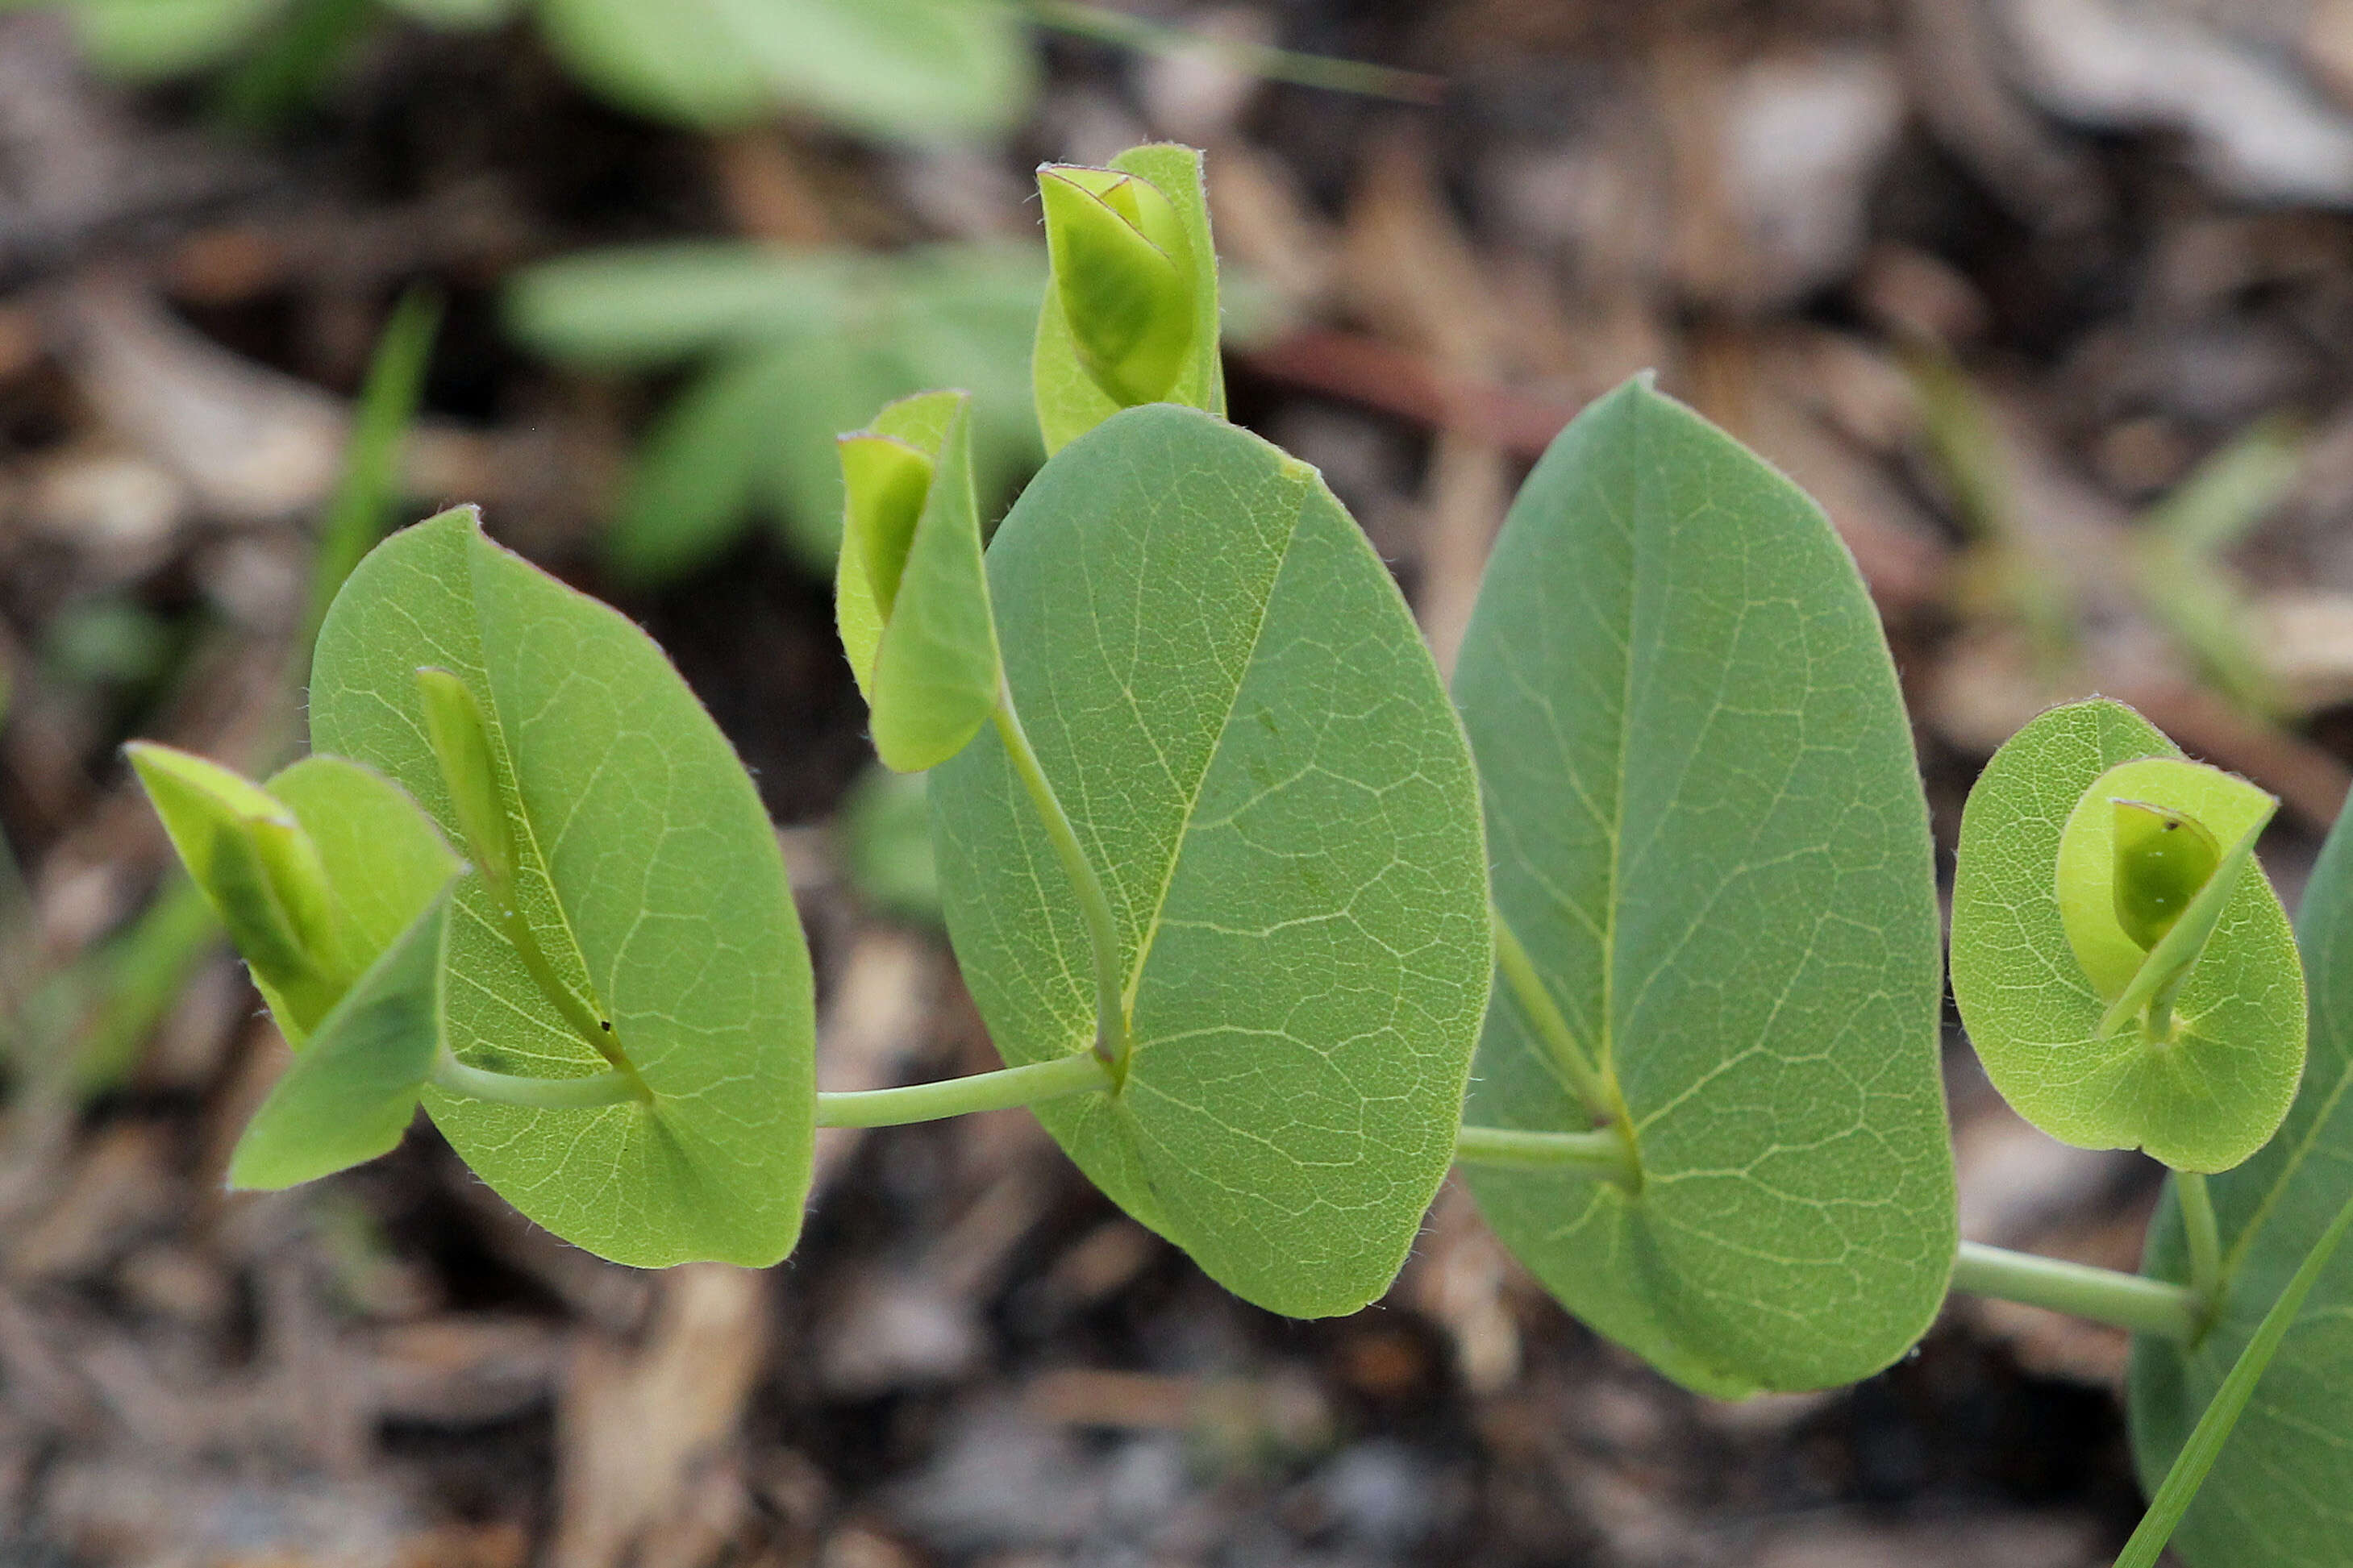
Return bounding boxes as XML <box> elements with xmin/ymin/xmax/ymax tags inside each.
<box><xmin>126</xmin><ymin>742</ymin><xmax>344</xmax><ymax>1033</ymax></box>
<box><xmin>509</xmin><ymin>243</ymin><xmax>1044</xmax><ymax>581</ymax></box>
<box><xmin>607</xmin><ymin>349</ymin><xmax>801</xmax><ymax>585</ymax></box>
<box><xmin>1033</xmin><ymin>144</ymin><xmax>1225</xmax><ymax>455</ymax></box>
<box><xmin>531</xmin><ymin>0</ymin><xmax>1034</xmax><ymax>139</ymax></box>
<box><xmin>1951</xmin><ymin>701</ymin><xmax>2303</xmax><ymax>1173</ymax></box>
<box><xmin>69</xmin><ymin>0</ymin><xmax>286</xmax><ymax>77</ymax></box>
<box><xmin>929</xmin><ymin>404</ymin><xmax>1489</xmax><ymax>1318</ymax></box>
<box><xmin>227</xmin><ymin>890</ymin><xmax>452</xmax><ymax>1191</ymax></box>
<box><xmin>2128</xmin><ymin>788</ymin><xmax>2353</xmax><ymax>1568</ymax></box>
<box><xmin>266</xmin><ymin>755</ymin><xmax>463</xmax><ymax>970</ymax></box>
<box><xmin>1451</xmin><ymin>377</ymin><xmax>1956</xmax><ymax>1395</ymax></box>
<box><xmin>309</xmin><ymin>507</ymin><xmax>814</xmax><ymax>1266</ymax></box>
<box><xmin>506</xmin><ymin>246</ymin><xmax>864</xmax><ymax>368</ymax></box>
<box><xmin>837</xmin><ymin>390</ymin><xmax>999</xmax><ymax>773</ymax></box>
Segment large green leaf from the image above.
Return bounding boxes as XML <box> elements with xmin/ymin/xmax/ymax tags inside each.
<box><xmin>2129</xmin><ymin>796</ymin><xmax>2353</xmax><ymax>1567</ymax></box>
<box><xmin>1032</xmin><ymin>145</ymin><xmax>1224</xmax><ymax>455</ymax></box>
<box><xmin>309</xmin><ymin>507</ymin><xmax>814</xmax><ymax>1266</ymax></box>
<box><xmin>1452</xmin><ymin>377</ymin><xmax>1955</xmax><ymax>1395</ymax></box>
<box><xmin>1950</xmin><ymin>700</ymin><xmax>2303</xmax><ymax>1172</ymax></box>
<box><xmin>929</xmin><ymin>404</ymin><xmax>1489</xmax><ymax>1318</ymax></box>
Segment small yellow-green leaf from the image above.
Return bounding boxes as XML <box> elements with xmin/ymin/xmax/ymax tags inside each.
<box><xmin>1033</xmin><ymin>144</ymin><xmax>1224</xmax><ymax>454</ymax></box>
<box><xmin>414</xmin><ymin>668</ymin><xmax>515</xmax><ymax>889</ymax></box>
<box><xmin>227</xmin><ymin>889</ymin><xmax>452</xmax><ymax>1191</ymax></box>
<box><xmin>256</xmin><ymin>755</ymin><xmax>462</xmax><ymax>1046</ymax></box>
<box><xmin>840</xmin><ymin>434</ymin><xmax>934</xmax><ymax>622</ymax></box>
<box><xmin>126</xmin><ymin>742</ymin><xmax>342</xmax><ymax>1029</ymax></box>
<box><xmin>2057</xmin><ymin>758</ymin><xmax>2274</xmax><ymax>998</ymax></box>
<box><xmin>1951</xmin><ymin>701</ymin><xmax>2304</xmax><ymax>1172</ymax></box>
<box><xmin>1038</xmin><ymin>165</ymin><xmax>1195</xmax><ymax>409</ymax></box>
<box><xmin>837</xmin><ymin>390</ymin><xmax>1000</xmax><ymax>774</ymax></box>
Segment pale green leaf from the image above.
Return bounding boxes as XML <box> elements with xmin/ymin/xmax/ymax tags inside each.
<box><xmin>227</xmin><ymin>891</ymin><xmax>452</xmax><ymax>1191</ymax></box>
<box><xmin>609</xmin><ymin>349</ymin><xmax>802</xmax><ymax>586</ymax></box>
<box><xmin>2128</xmin><ymin>788</ymin><xmax>2353</xmax><ymax>1568</ymax></box>
<box><xmin>1033</xmin><ymin>144</ymin><xmax>1224</xmax><ymax>455</ymax></box>
<box><xmin>862</xmin><ymin>393</ymin><xmax>999</xmax><ymax>772</ymax></box>
<box><xmin>70</xmin><ymin>0</ymin><xmax>285</xmax><ymax>77</ymax></box>
<box><xmin>1452</xmin><ymin>377</ymin><xmax>1956</xmax><ymax>1395</ymax></box>
<box><xmin>930</xmin><ymin>405</ymin><xmax>1489</xmax><ymax>1318</ymax></box>
<box><xmin>531</xmin><ymin>0</ymin><xmax>1033</xmax><ymax>139</ymax></box>
<box><xmin>1951</xmin><ymin>700</ymin><xmax>2303</xmax><ymax>1172</ymax></box>
<box><xmin>310</xmin><ymin>507</ymin><xmax>814</xmax><ymax>1266</ymax></box>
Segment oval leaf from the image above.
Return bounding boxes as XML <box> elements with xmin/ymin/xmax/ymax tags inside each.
<box><xmin>2129</xmin><ymin>789</ymin><xmax>2353</xmax><ymax>1568</ymax></box>
<box><xmin>929</xmin><ymin>405</ymin><xmax>1489</xmax><ymax>1319</ymax></box>
<box><xmin>1452</xmin><ymin>377</ymin><xmax>1956</xmax><ymax>1395</ymax></box>
<box><xmin>1951</xmin><ymin>701</ymin><xmax>2303</xmax><ymax>1172</ymax></box>
<box><xmin>310</xmin><ymin>507</ymin><xmax>814</xmax><ymax>1267</ymax></box>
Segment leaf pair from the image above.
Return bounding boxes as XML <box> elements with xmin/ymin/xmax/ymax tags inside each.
<box><xmin>835</xmin><ymin>391</ymin><xmax>1000</xmax><ymax>774</ymax></box>
<box><xmin>1033</xmin><ymin>145</ymin><xmax>1225</xmax><ymax>453</ymax></box>
<box><xmin>293</xmin><ymin>507</ymin><xmax>817</xmax><ymax>1267</ymax></box>
<box><xmin>129</xmin><ymin>746</ymin><xmax>461</xmax><ymax>1186</ymax></box>
<box><xmin>1951</xmin><ymin>700</ymin><xmax>2303</xmax><ymax>1172</ymax></box>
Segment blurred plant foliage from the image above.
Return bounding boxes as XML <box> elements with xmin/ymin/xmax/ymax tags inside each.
<box><xmin>506</xmin><ymin>241</ymin><xmax>1047</xmax><ymax>584</ymax></box>
<box><xmin>10</xmin><ymin>0</ymin><xmax>1036</xmax><ymax>141</ymax></box>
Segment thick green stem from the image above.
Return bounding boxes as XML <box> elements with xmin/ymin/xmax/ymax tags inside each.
<box><xmin>992</xmin><ymin>677</ymin><xmax>1133</xmax><ymax>1082</ymax></box>
<box><xmin>1951</xmin><ymin>1241</ymin><xmax>2200</xmax><ymax>1341</ymax></box>
<box><xmin>1455</xmin><ymin>1124</ymin><xmax>1638</xmax><ymax>1189</ymax></box>
<box><xmin>431</xmin><ymin>1046</ymin><xmax>647</xmax><ymax>1110</ymax></box>
<box><xmin>817</xmin><ymin>1051</ymin><xmax>1111</xmax><ymax>1128</ymax></box>
<box><xmin>2178</xmin><ymin>1171</ymin><xmax>2224</xmax><ymax>1330</ymax></box>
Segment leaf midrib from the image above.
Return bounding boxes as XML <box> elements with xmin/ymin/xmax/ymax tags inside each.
<box><xmin>1117</xmin><ymin>468</ymin><xmax>1310</xmax><ymax>1034</ymax></box>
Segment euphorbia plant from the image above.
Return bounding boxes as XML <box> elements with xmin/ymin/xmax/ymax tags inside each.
<box><xmin>130</xmin><ymin>143</ymin><xmax>2353</xmax><ymax>1567</ymax></box>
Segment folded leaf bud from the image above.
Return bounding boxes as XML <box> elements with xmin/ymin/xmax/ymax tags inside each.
<box><xmin>2112</xmin><ymin>798</ymin><xmax>2222</xmax><ymax>952</ymax></box>
<box><xmin>839</xmin><ymin>432</ymin><xmax>935</xmax><ymax>621</ymax></box>
<box><xmin>415</xmin><ymin>668</ymin><xmax>516</xmax><ymax>891</ymax></box>
<box><xmin>126</xmin><ymin>742</ymin><xmax>336</xmax><ymax>1000</ymax></box>
<box><xmin>1038</xmin><ymin>164</ymin><xmax>1197</xmax><ymax>409</ymax></box>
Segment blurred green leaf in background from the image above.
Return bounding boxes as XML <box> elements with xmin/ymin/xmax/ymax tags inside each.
<box><xmin>507</xmin><ymin>242</ymin><xmax>1046</xmax><ymax>584</ymax></box>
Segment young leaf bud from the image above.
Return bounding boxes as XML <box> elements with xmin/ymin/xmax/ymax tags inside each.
<box><xmin>2112</xmin><ymin>798</ymin><xmax>2222</xmax><ymax>952</ymax></box>
<box><xmin>125</xmin><ymin>742</ymin><xmax>335</xmax><ymax>996</ymax></box>
<box><xmin>1038</xmin><ymin>164</ymin><xmax>1197</xmax><ymax>409</ymax></box>
<box><xmin>415</xmin><ymin>668</ymin><xmax>517</xmax><ymax>891</ymax></box>
<box><xmin>839</xmin><ymin>432</ymin><xmax>935</xmax><ymax>621</ymax></box>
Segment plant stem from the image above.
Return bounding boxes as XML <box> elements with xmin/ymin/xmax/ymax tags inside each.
<box><xmin>992</xmin><ymin>676</ymin><xmax>1133</xmax><ymax>1081</ymax></box>
<box><xmin>1490</xmin><ymin>909</ymin><xmax>1628</xmax><ymax>1133</ymax></box>
<box><xmin>1951</xmin><ymin>1241</ymin><xmax>2200</xmax><ymax>1341</ymax></box>
<box><xmin>2109</xmin><ymin>1183</ymin><xmax>2353</xmax><ymax>1568</ymax></box>
<box><xmin>1022</xmin><ymin>0</ymin><xmax>1445</xmax><ymax>104</ymax></box>
<box><xmin>430</xmin><ymin>1046</ymin><xmax>647</xmax><ymax>1110</ymax></box>
<box><xmin>1455</xmin><ymin>1124</ymin><xmax>1638</xmax><ymax>1189</ymax></box>
<box><xmin>2179</xmin><ymin>1170</ymin><xmax>2224</xmax><ymax>1331</ymax></box>
<box><xmin>817</xmin><ymin>1051</ymin><xmax>1111</xmax><ymax>1128</ymax></box>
